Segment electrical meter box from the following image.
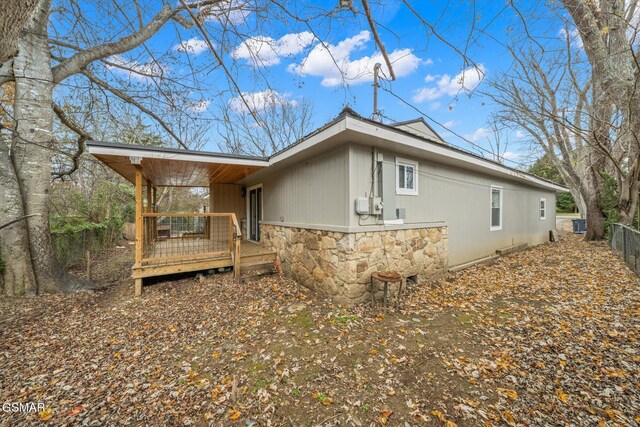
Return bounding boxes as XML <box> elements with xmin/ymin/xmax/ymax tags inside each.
<box><xmin>371</xmin><ymin>197</ymin><xmax>383</xmax><ymax>214</ymax></box>
<box><xmin>355</xmin><ymin>197</ymin><xmax>370</xmax><ymax>215</ymax></box>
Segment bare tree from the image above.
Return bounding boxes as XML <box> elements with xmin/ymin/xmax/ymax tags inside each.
<box><xmin>562</xmin><ymin>0</ymin><xmax>640</xmax><ymax>229</ymax></box>
<box><xmin>489</xmin><ymin>0</ymin><xmax>640</xmax><ymax>240</ymax></box>
<box><xmin>489</xmin><ymin>45</ymin><xmax>591</xmax><ymax>226</ymax></box>
<box><xmin>0</xmin><ymin>0</ymin><xmax>228</xmax><ymax>295</ymax></box>
<box><xmin>483</xmin><ymin>116</ymin><xmax>517</xmax><ymax>165</ymax></box>
<box><xmin>216</xmin><ymin>97</ymin><xmax>314</xmax><ymax>156</ymax></box>
<box><xmin>0</xmin><ymin>0</ymin><xmax>411</xmax><ymax>296</ymax></box>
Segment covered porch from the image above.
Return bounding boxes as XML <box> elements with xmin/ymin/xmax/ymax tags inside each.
<box><xmin>86</xmin><ymin>142</ymin><xmax>274</xmax><ymax>295</ymax></box>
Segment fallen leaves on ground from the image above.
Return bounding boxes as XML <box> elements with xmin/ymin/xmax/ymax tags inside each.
<box><xmin>0</xmin><ymin>234</ymin><xmax>638</xmax><ymax>426</ymax></box>
<box><xmin>406</xmin><ymin>234</ymin><xmax>640</xmax><ymax>426</ymax></box>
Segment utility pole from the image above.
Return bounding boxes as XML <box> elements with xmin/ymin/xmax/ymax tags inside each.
<box><xmin>373</xmin><ymin>63</ymin><xmax>381</xmax><ymax>121</ymax></box>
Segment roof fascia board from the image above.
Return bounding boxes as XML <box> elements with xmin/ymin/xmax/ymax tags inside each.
<box><xmin>268</xmin><ymin>118</ymin><xmax>347</xmax><ymax>165</ymax></box>
<box><xmin>87</xmin><ymin>144</ymin><xmax>270</xmax><ymax>167</ymax></box>
<box><xmin>345</xmin><ymin>116</ymin><xmax>567</xmax><ymax>192</ymax></box>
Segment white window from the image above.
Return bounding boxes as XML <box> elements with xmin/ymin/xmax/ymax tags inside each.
<box><xmin>539</xmin><ymin>198</ymin><xmax>547</xmax><ymax>220</ymax></box>
<box><xmin>396</xmin><ymin>158</ymin><xmax>418</xmax><ymax>195</ymax></box>
<box><xmin>490</xmin><ymin>186</ymin><xmax>503</xmax><ymax>231</ymax></box>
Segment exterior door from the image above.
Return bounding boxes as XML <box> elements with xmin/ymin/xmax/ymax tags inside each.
<box><xmin>249</xmin><ymin>186</ymin><xmax>262</xmax><ymax>241</ymax></box>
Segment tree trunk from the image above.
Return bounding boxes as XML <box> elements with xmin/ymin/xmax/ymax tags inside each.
<box><xmin>0</xmin><ymin>142</ymin><xmax>37</xmax><ymax>296</ymax></box>
<box><xmin>584</xmin><ymin>193</ymin><xmax>606</xmax><ymax>240</ymax></box>
<box><xmin>10</xmin><ymin>0</ymin><xmax>86</xmax><ymax>294</ymax></box>
<box><xmin>618</xmin><ymin>179</ymin><xmax>639</xmax><ymax>226</ymax></box>
<box><xmin>0</xmin><ymin>0</ymin><xmax>40</xmax><ymax>66</ymax></box>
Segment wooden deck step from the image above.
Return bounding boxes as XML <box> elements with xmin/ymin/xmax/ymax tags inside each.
<box><xmin>239</xmin><ymin>251</ymin><xmax>277</xmax><ymax>267</ymax></box>
<box><xmin>241</xmin><ymin>261</ymin><xmax>275</xmax><ymax>273</ymax></box>
<box><xmin>496</xmin><ymin>243</ymin><xmax>528</xmax><ymax>256</ymax></box>
<box><xmin>239</xmin><ymin>249</ymin><xmax>277</xmax><ymax>281</ymax></box>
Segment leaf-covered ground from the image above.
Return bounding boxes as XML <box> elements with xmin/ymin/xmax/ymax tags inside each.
<box><xmin>1</xmin><ymin>234</ymin><xmax>638</xmax><ymax>426</ymax></box>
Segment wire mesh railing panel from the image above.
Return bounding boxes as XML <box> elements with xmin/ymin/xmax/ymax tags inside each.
<box><xmin>610</xmin><ymin>223</ymin><xmax>640</xmax><ymax>277</ymax></box>
<box><xmin>141</xmin><ymin>214</ymin><xmax>233</xmax><ymax>266</ymax></box>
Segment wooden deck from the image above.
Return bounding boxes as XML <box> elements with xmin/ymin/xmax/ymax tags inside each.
<box><xmin>143</xmin><ymin>238</ymin><xmax>228</xmax><ymax>265</ymax></box>
<box><xmin>133</xmin><ymin>240</ymin><xmax>276</xmax><ymax>280</ymax></box>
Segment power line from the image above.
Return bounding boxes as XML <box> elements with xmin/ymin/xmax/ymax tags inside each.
<box><xmin>377</xmin><ymin>84</ymin><xmax>535</xmax><ymax>170</ymax></box>
<box><xmin>377</xmin><ymin>159</ymin><xmax>561</xmax><ymax>192</ymax></box>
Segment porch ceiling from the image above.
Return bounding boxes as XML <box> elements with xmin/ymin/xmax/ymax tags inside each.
<box><xmin>87</xmin><ymin>142</ymin><xmax>267</xmax><ymax>187</ymax></box>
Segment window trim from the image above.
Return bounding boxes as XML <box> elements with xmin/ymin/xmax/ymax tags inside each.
<box><xmin>490</xmin><ymin>185</ymin><xmax>503</xmax><ymax>231</ymax></box>
<box><xmin>395</xmin><ymin>157</ymin><xmax>419</xmax><ymax>196</ymax></box>
<box><xmin>539</xmin><ymin>197</ymin><xmax>547</xmax><ymax>220</ymax></box>
<box><xmin>245</xmin><ymin>183</ymin><xmax>263</xmax><ymax>242</ymax></box>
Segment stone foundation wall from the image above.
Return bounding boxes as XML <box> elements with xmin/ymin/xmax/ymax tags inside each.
<box><xmin>260</xmin><ymin>224</ymin><xmax>448</xmax><ymax>305</ymax></box>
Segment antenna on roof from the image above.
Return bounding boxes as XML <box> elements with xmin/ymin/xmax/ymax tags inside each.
<box><xmin>372</xmin><ymin>63</ymin><xmax>382</xmax><ymax>122</ymax></box>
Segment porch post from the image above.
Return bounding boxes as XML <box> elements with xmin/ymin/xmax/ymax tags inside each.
<box><xmin>134</xmin><ymin>165</ymin><xmax>143</xmax><ymax>296</ymax></box>
<box><xmin>146</xmin><ymin>179</ymin><xmax>152</xmax><ymax>247</ymax></box>
<box><xmin>152</xmin><ymin>186</ymin><xmax>157</xmax><ymax>240</ymax></box>
<box><xmin>234</xmin><ymin>232</ymin><xmax>241</xmax><ymax>284</ymax></box>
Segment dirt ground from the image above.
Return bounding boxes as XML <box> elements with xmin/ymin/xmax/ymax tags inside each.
<box><xmin>0</xmin><ymin>235</ymin><xmax>638</xmax><ymax>426</ymax></box>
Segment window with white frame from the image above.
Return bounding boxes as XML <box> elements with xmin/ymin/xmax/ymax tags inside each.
<box><xmin>396</xmin><ymin>158</ymin><xmax>418</xmax><ymax>195</ymax></box>
<box><xmin>490</xmin><ymin>186</ymin><xmax>502</xmax><ymax>230</ymax></box>
<box><xmin>539</xmin><ymin>198</ymin><xmax>547</xmax><ymax>220</ymax></box>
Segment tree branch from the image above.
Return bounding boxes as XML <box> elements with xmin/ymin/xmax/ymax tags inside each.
<box><xmin>177</xmin><ymin>0</ymin><xmax>278</xmax><ymax>149</ymax></box>
<box><xmin>52</xmin><ymin>5</ymin><xmax>176</xmax><ymax>83</ymax></box>
<box><xmin>0</xmin><ymin>59</ymin><xmax>13</xmax><ymax>86</ymax></box>
<box><xmin>80</xmin><ymin>69</ymin><xmax>189</xmax><ymax>149</ymax></box>
<box><xmin>361</xmin><ymin>0</ymin><xmax>395</xmax><ymax>80</ymax></box>
<box><xmin>51</xmin><ymin>1</ymin><xmax>223</xmax><ymax>83</ymax></box>
<box><xmin>402</xmin><ymin>0</ymin><xmax>479</xmax><ymax>69</ymax></box>
<box><xmin>52</xmin><ymin>103</ymin><xmax>91</xmax><ymax>180</ymax></box>
<box><xmin>0</xmin><ymin>214</ymin><xmax>41</xmax><ymax>232</ymax></box>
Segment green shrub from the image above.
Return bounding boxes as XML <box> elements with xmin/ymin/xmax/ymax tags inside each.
<box><xmin>50</xmin><ymin>179</ymin><xmax>134</xmax><ymax>267</ymax></box>
<box><xmin>556</xmin><ymin>192</ymin><xmax>577</xmax><ymax>213</ymax></box>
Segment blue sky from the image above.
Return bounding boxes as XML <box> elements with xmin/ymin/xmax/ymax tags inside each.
<box><xmin>62</xmin><ymin>1</ymin><xmax>569</xmax><ymax>168</ymax></box>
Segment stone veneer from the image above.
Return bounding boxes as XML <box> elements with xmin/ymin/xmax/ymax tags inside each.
<box><xmin>260</xmin><ymin>224</ymin><xmax>448</xmax><ymax>305</ymax></box>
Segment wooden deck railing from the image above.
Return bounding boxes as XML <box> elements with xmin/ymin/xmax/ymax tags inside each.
<box><xmin>136</xmin><ymin>212</ymin><xmax>242</xmax><ymax>284</ymax></box>
<box><xmin>231</xmin><ymin>213</ymin><xmax>242</xmax><ymax>283</ymax></box>
<box><xmin>132</xmin><ymin>166</ymin><xmax>243</xmax><ymax>296</ymax></box>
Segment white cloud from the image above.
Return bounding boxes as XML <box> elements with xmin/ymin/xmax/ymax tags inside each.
<box><xmin>423</xmin><ymin>58</ymin><xmax>434</xmax><ymax>66</ymax></box>
<box><xmin>412</xmin><ymin>65</ymin><xmax>486</xmax><ymax>103</ymax></box>
<box><xmin>414</xmin><ymin>87</ymin><xmax>440</xmax><ymax>102</ymax></box>
<box><xmin>229</xmin><ymin>89</ymin><xmax>296</xmax><ymax>114</ymax></box>
<box><xmin>558</xmin><ymin>27</ymin><xmax>583</xmax><ymax>48</ymax></box>
<box><xmin>502</xmin><ymin>151</ymin><xmax>522</xmax><ymax>160</ymax></box>
<box><xmin>107</xmin><ymin>55</ymin><xmax>167</xmax><ymax>80</ymax></box>
<box><xmin>465</xmin><ymin>127</ymin><xmax>490</xmax><ymax>143</ymax></box>
<box><xmin>515</xmin><ymin>130</ymin><xmax>526</xmax><ymax>138</ymax></box>
<box><xmin>187</xmin><ymin>100</ymin><xmax>211</xmax><ymax>113</ymax></box>
<box><xmin>289</xmin><ymin>30</ymin><xmax>421</xmax><ymax>87</ymax></box>
<box><xmin>443</xmin><ymin>120</ymin><xmax>458</xmax><ymax>128</ymax></box>
<box><xmin>232</xmin><ymin>32</ymin><xmax>315</xmax><ymax>67</ymax></box>
<box><xmin>174</xmin><ymin>37</ymin><xmax>209</xmax><ymax>55</ymax></box>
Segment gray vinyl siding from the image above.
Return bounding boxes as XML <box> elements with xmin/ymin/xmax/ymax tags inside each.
<box><xmin>348</xmin><ymin>144</ymin><xmax>556</xmax><ymax>266</ymax></box>
<box><xmin>209</xmin><ymin>183</ymin><xmax>247</xmax><ymax>238</ymax></box>
<box><xmin>209</xmin><ymin>183</ymin><xmax>244</xmax><ymax>219</ymax></box>
<box><xmin>244</xmin><ymin>145</ymin><xmax>349</xmax><ymax>227</ymax></box>
<box><xmin>242</xmin><ymin>141</ymin><xmax>557</xmax><ymax>266</ymax></box>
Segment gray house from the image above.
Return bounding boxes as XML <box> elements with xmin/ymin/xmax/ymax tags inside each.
<box><xmin>87</xmin><ymin>108</ymin><xmax>565</xmax><ymax>303</ymax></box>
